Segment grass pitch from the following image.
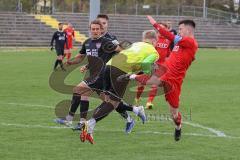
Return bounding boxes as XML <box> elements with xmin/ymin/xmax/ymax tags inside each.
<box><xmin>0</xmin><ymin>48</ymin><xmax>240</xmax><ymax>160</ymax></box>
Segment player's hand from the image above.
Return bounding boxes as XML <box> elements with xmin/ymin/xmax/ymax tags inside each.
<box><xmin>80</xmin><ymin>65</ymin><xmax>87</xmax><ymax>73</ymax></box>
<box><xmin>147</xmin><ymin>15</ymin><xmax>157</xmax><ymax>25</ymax></box>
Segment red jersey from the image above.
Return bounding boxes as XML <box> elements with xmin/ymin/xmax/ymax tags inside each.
<box><xmin>153</xmin><ymin>23</ymin><xmax>198</xmax><ymax>84</ymax></box>
<box><xmin>64</xmin><ymin>27</ymin><xmax>75</xmax><ymax>49</ymax></box>
<box><xmin>155</xmin><ymin>36</ymin><xmax>171</xmax><ymax>64</ymax></box>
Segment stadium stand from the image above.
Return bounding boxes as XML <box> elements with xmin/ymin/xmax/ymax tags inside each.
<box><xmin>0</xmin><ymin>12</ymin><xmax>240</xmax><ymax>48</ymax></box>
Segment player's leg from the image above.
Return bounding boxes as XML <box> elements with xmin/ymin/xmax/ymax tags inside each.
<box><xmin>54</xmin><ymin>49</ymin><xmax>61</xmax><ymax>71</ymax></box>
<box><xmin>55</xmin><ymin>81</ymin><xmax>92</xmax><ymax>126</ymax></box>
<box><xmin>165</xmin><ymin>88</ymin><xmax>182</xmax><ymax>141</ymax></box>
<box><xmin>70</xmin><ymin>81</ymin><xmax>92</xmax><ymax>119</ymax></box>
<box><xmin>109</xmin><ymin>66</ymin><xmax>146</xmax><ymax>124</ymax></box>
<box><xmin>58</xmin><ymin>48</ymin><xmax>66</xmax><ymax>71</ymax></box>
<box><xmin>64</xmin><ymin>48</ymin><xmax>71</xmax><ymax>62</ymax></box>
<box><xmin>146</xmin><ymin>85</ymin><xmax>158</xmax><ymax>109</ymax></box>
<box><xmin>67</xmin><ymin>41</ymin><xmax>73</xmax><ymax>62</ymax></box>
<box><xmin>67</xmin><ymin>48</ymin><xmax>72</xmax><ymax>62</ymax></box>
<box><xmin>135</xmin><ymin>83</ymin><xmax>145</xmax><ymax>105</ymax></box>
<box><xmin>81</xmin><ymin>98</ymin><xmax>118</xmax><ymax>144</ymax></box>
<box><xmin>63</xmin><ymin>49</ymin><xmax>68</xmax><ymax>60</ymax></box>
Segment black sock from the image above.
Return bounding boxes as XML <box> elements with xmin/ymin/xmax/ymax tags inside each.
<box><xmin>95</xmin><ymin>102</ymin><xmax>108</xmax><ymax>122</ymax></box>
<box><xmin>80</xmin><ymin>100</ymin><xmax>89</xmax><ymax>119</ymax></box>
<box><xmin>116</xmin><ymin>101</ymin><xmax>133</xmax><ymax>112</ymax></box>
<box><xmin>93</xmin><ymin>102</ymin><xmax>114</xmax><ymax>121</ymax></box>
<box><xmin>69</xmin><ymin>93</ymin><xmax>81</xmax><ymax>116</ymax></box>
<box><xmin>54</xmin><ymin>59</ymin><xmax>59</xmax><ymax>69</ymax></box>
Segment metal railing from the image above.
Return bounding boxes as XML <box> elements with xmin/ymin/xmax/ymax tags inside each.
<box><xmin>181</xmin><ymin>5</ymin><xmax>239</xmax><ymax>24</ymax></box>
<box><xmin>0</xmin><ymin>1</ymin><xmax>239</xmax><ymax>24</ymax></box>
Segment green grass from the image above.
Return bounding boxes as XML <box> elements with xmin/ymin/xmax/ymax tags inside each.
<box><xmin>0</xmin><ymin>48</ymin><xmax>240</xmax><ymax>160</ymax></box>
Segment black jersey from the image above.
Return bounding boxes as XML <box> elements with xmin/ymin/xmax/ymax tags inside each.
<box><xmin>103</xmin><ymin>32</ymin><xmax>119</xmax><ymax>44</ymax></box>
<box><xmin>79</xmin><ymin>36</ymin><xmax>118</xmax><ymax>76</ymax></box>
<box><xmin>50</xmin><ymin>30</ymin><xmax>68</xmax><ymax>49</ymax></box>
<box><xmin>103</xmin><ymin>32</ymin><xmax>119</xmax><ymax>55</ymax></box>
<box><xmin>79</xmin><ymin>36</ymin><xmax>118</xmax><ymax>64</ymax></box>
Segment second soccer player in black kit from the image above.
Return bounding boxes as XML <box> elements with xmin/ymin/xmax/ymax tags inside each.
<box><xmin>50</xmin><ymin>23</ymin><xmax>68</xmax><ymax>71</ymax></box>
<box><xmin>54</xmin><ymin>20</ymin><xmax>120</xmax><ymax>127</ymax></box>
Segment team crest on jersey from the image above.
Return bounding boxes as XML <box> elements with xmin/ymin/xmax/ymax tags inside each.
<box><xmin>173</xmin><ymin>45</ymin><xmax>179</xmax><ymax>52</ymax></box>
<box><xmin>96</xmin><ymin>43</ymin><xmax>102</xmax><ymax>49</ymax></box>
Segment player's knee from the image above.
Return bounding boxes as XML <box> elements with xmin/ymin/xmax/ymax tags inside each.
<box><xmin>108</xmin><ymin>98</ymin><xmax>119</xmax><ymax>109</ymax></box>
<box><xmin>81</xmin><ymin>96</ymin><xmax>89</xmax><ymax>101</ymax></box>
<box><xmin>73</xmin><ymin>86</ymin><xmax>79</xmax><ymax>93</ymax></box>
<box><xmin>57</xmin><ymin>56</ymin><xmax>63</xmax><ymax>60</ymax></box>
<box><xmin>169</xmin><ymin>106</ymin><xmax>179</xmax><ymax>119</ymax></box>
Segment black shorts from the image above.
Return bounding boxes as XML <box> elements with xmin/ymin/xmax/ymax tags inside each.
<box><xmin>104</xmin><ymin>65</ymin><xmax>129</xmax><ymax>100</ymax></box>
<box><xmin>55</xmin><ymin>47</ymin><xmax>64</xmax><ymax>56</ymax></box>
<box><xmin>83</xmin><ymin>67</ymin><xmax>105</xmax><ymax>94</ymax></box>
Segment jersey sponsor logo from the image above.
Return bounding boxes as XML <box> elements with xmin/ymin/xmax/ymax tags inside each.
<box><xmin>156</xmin><ymin>43</ymin><xmax>168</xmax><ymax>48</ymax></box>
<box><xmin>58</xmin><ymin>36</ymin><xmax>65</xmax><ymax>40</ymax></box>
<box><xmin>172</xmin><ymin>45</ymin><xmax>179</xmax><ymax>52</ymax></box>
<box><xmin>96</xmin><ymin>43</ymin><xmax>102</xmax><ymax>49</ymax></box>
<box><xmin>86</xmin><ymin>49</ymin><xmax>98</xmax><ymax>57</ymax></box>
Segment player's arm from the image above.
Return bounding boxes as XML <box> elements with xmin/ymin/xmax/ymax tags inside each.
<box><xmin>65</xmin><ymin>33</ymin><xmax>69</xmax><ymax>49</ymax></box>
<box><xmin>50</xmin><ymin>32</ymin><xmax>56</xmax><ymax>48</ymax></box>
<box><xmin>68</xmin><ymin>54</ymin><xmax>86</xmax><ymax>65</ymax></box>
<box><xmin>148</xmin><ymin>16</ymin><xmax>194</xmax><ymax>49</ymax></box>
<box><xmin>147</xmin><ymin>16</ymin><xmax>175</xmax><ymax>42</ymax></box>
<box><xmin>67</xmin><ymin>42</ymin><xmax>86</xmax><ymax>65</ymax></box>
<box><xmin>102</xmin><ymin>38</ymin><xmax>122</xmax><ymax>53</ymax></box>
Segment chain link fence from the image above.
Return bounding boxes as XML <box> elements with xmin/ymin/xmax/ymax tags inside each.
<box><xmin>0</xmin><ymin>0</ymin><xmax>239</xmax><ymax>24</ymax></box>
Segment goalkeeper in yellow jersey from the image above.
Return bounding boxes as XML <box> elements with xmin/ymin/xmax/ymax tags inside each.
<box><xmin>80</xmin><ymin>30</ymin><xmax>160</xmax><ymax>144</ymax></box>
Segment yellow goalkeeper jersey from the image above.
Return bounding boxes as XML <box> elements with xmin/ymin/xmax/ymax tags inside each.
<box><xmin>107</xmin><ymin>42</ymin><xmax>159</xmax><ymax>73</ymax></box>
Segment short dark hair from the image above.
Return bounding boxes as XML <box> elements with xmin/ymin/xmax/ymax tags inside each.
<box><xmin>58</xmin><ymin>22</ymin><xmax>63</xmax><ymax>26</ymax></box>
<box><xmin>179</xmin><ymin>20</ymin><xmax>196</xmax><ymax>28</ymax></box>
<box><xmin>97</xmin><ymin>14</ymin><xmax>109</xmax><ymax>21</ymax></box>
<box><xmin>89</xmin><ymin>19</ymin><xmax>103</xmax><ymax>28</ymax></box>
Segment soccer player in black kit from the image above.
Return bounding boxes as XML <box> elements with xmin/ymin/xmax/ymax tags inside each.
<box><xmin>54</xmin><ymin>19</ymin><xmax>145</xmax><ymax>138</ymax></box>
<box><xmin>50</xmin><ymin>23</ymin><xmax>68</xmax><ymax>71</ymax></box>
<box><xmin>54</xmin><ymin>20</ymin><xmax>119</xmax><ymax>126</ymax></box>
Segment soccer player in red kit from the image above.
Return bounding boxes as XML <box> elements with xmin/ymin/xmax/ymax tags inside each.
<box><xmin>125</xmin><ymin>16</ymin><xmax>198</xmax><ymax>141</ymax></box>
<box><xmin>64</xmin><ymin>23</ymin><xmax>75</xmax><ymax>62</ymax></box>
<box><xmin>135</xmin><ymin>22</ymin><xmax>171</xmax><ymax>109</ymax></box>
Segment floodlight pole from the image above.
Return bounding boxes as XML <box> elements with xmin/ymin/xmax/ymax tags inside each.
<box><xmin>17</xmin><ymin>0</ymin><xmax>21</xmax><ymax>12</ymax></box>
<box><xmin>89</xmin><ymin>0</ymin><xmax>100</xmax><ymax>36</ymax></box>
<box><xmin>203</xmin><ymin>0</ymin><xmax>206</xmax><ymax>18</ymax></box>
<box><xmin>90</xmin><ymin>0</ymin><xmax>100</xmax><ymax>22</ymax></box>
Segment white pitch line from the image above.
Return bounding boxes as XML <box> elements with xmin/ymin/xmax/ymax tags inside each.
<box><xmin>183</xmin><ymin>121</ymin><xmax>226</xmax><ymax>137</ymax></box>
<box><xmin>0</xmin><ymin>102</ymin><xmax>54</xmax><ymax>109</ymax></box>
<box><xmin>0</xmin><ymin>102</ymin><xmax>229</xmax><ymax>138</ymax></box>
<box><xmin>1</xmin><ymin>122</ymin><xmax>240</xmax><ymax>139</ymax></box>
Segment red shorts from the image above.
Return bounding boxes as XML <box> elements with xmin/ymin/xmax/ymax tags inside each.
<box><xmin>160</xmin><ymin>76</ymin><xmax>182</xmax><ymax>108</ymax></box>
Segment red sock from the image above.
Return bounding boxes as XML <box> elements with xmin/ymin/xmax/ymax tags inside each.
<box><xmin>136</xmin><ymin>85</ymin><xmax>145</xmax><ymax>100</ymax></box>
<box><xmin>147</xmin><ymin>85</ymin><xmax>158</xmax><ymax>103</ymax></box>
<box><xmin>135</xmin><ymin>74</ymin><xmax>151</xmax><ymax>85</ymax></box>
<box><xmin>173</xmin><ymin>112</ymin><xmax>182</xmax><ymax>126</ymax></box>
